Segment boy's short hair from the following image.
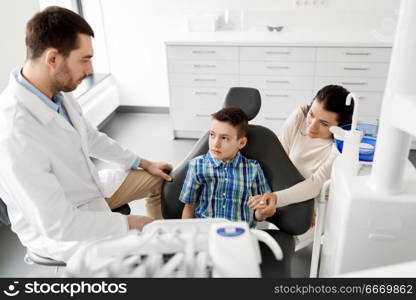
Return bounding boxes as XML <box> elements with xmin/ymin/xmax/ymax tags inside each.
<box><xmin>211</xmin><ymin>107</ymin><xmax>248</xmax><ymax>139</ymax></box>
<box><xmin>25</xmin><ymin>6</ymin><xmax>94</xmax><ymax>59</ymax></box>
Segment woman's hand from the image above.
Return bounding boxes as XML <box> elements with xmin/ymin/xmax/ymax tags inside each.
<box><xmin>248</xmin><ymin>193</ymin><xmax>278</xmax><ymax>220</ymax></box>
<box><xmin>310</xmin><ymin>209</ymin><xmax>316</xmax><ymax>228</ymax></box>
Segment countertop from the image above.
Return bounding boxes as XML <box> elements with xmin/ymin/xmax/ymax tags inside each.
<box><xmin>165</xmin><ymin>26</ymin><xmax>394</xmax><ymax>47</ymax></box>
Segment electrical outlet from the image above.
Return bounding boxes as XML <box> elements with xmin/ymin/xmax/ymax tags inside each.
<box><xmin>293</xmin><ymin>0</ymin><xmax>329</xmax><ymax>8</ymax></box>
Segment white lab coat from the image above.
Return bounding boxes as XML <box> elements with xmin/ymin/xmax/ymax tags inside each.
<box><xmin>0</xmin><ymin>71</ymin><xmax>137</xmax><ymax>262</ymax></box>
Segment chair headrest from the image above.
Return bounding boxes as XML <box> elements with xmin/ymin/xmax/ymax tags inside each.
<box><xmin>223</xmin><ymin>87</ymin><xmax>261</xmax><ymax>121</ymax></box>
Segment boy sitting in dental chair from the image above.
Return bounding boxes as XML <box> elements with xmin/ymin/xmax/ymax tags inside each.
<box><xmin>180</xmin><ymin>107</ymin><xmax>271</xmax><ymax>228</ymax></box>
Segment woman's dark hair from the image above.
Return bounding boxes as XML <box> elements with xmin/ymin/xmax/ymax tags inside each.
<box><xmin>25</xmin><ymin>6</ymin><xmax>94</xmax><ymax>59</ymax></box>
<box><xmin>303</xmin><ymin>85</ymin><xmax>353</xmax><ymax>126</ymax></box>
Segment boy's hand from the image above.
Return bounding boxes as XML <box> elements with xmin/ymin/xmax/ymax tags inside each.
<box><xmin>249</xmin><ymin>193</ymin><xmax>277</xmax><ymax>219</ymax></box>
<box><xmin>255</xmin><ymin>208</ymin><xmax>268</xmax><ymax>222</ymax></box>
<box><xmin>252</xmin><ymin>197</ymin><xmax>267</xmax><ymax>221</ymax></box>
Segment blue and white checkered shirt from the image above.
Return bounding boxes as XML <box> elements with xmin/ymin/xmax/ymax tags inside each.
<box><xmin>179</xmin><ymin>151</ymin><xmax>271</xmax><ymax>227</ymax></box>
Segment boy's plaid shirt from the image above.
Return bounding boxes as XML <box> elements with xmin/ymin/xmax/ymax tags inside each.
<box><xmin>179</xmin><ymin>151</ymin><xmax>271</xmax><ymax>227</ymax></box>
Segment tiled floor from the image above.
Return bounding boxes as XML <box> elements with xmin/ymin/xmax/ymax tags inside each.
<box><xmin>1</xmin><ymin>112</ymin><xmax>415</xmax><ymax>277</ymax></box>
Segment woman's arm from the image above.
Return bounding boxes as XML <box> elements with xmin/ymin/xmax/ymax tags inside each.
<box><xmin>278</xmin><ymin>106</ymin><xmax>306</xmax><ymax>155</ymax></box>
<box><xmin>248</xmin><ymin>146</ymin><xmax>337</xmax><ymax>217</ymax></box>
<box><xmin>275</xmin><ymin>148</ymin><xmax>337</xmax><ymax>207</ymax></box>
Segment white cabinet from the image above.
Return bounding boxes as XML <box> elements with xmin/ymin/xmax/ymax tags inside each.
<box><xmin>238</xmin><ymin>46</ymin><xmax>316</xmax><ymax>136</ymax></box>
<box><xmin>167</xmin><ymin>46</ymin><xmax>238</xmax><ymax>60</ymax></box>
<box><xmin>239</xmin><ymin>75</ymin><xmax>314</xmax><ymax>90</ymax></box>
<box><xmin>315</xmin><ymin>47</ymin><xmax>391</xmax><ymax>125</ymax></box>
<box><xmin>167</xmin><ymin>45</ymin><xmax>239</xmax><ymax>138</ymax></box>
<box><xmin>166</xmin><ymin>44</ymin><xmax>391</xmax><ymax>139</ymax></box>
<box><xmin>316</xmin><ymin>47</ymin><xmax>391</xmax><ymax>62</ymax></box>
<box><xmin>168</xmin><ymin>60</ymin><xmax>239</xmax><ymax>74</ymax></box>
<box><xmin>240</xmin><ymin>47</ymin><xmax>316</xmax><ymax>61</ymax></box>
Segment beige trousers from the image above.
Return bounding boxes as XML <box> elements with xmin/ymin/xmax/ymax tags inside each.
<box><xmin>105</xmin><ymin>169</ymin><xmax>164</xmax><ymax>219</ymax></box>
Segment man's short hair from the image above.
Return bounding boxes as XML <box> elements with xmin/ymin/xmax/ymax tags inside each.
<box><xmin>25</xmin><ymin>6</ymin><xmax>94</xmax><ymax>59</ymax></box>
<box><xmin>211</xmin><ymin>107</ymin><xmax>249</xmax><ymax>139</ymax></box>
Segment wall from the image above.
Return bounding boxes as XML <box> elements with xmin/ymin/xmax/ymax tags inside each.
<box><xmin>99</xmin><ymin>0</ymin><xmax>400</xmax><ymax>107</ymax></box>
<box><xmin>0</xmin><ymin>0</ymin><xmax>40</xmax><ymax>92</ymax></box>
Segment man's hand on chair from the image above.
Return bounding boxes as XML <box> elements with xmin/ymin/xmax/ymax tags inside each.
<box><xmin>140</xmin><ymin>159</ymin><xmax>173</xmax><ymax>181</ymax></box>
<box><xmin>248</xmin><ymin>193</ymin><xmax>277</xmax><ymax>221</ymax></box>
<box><xmin>128</xmin><ymin>215</ymin><xmax>154</xmax><ymax>230</ymax></box>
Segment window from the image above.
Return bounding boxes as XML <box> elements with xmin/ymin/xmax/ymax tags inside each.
<box><xmin>37</xmin><ymin>0</ymin><xmax>109</xmax><ymax>74</ymax></box>
<box><xmin>38</xmin><ymin>0</ymin><xmax>82</xmax><ymax>14</ymax></box>
<box><xmin>37</xmin><ymin>0</ymin><xmax>111</xmax><ymax>99</ymax></box>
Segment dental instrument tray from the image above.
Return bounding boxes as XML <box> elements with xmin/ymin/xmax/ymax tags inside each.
<box><xmin>66</xmin><ymin>219</ymin><xmax>283</xmax><ymax>278</ymax></box>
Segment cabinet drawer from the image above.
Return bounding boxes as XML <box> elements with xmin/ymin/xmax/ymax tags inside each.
<box><xmin>355</xmin><ymin>115</ymin><xmax>379</xmax><ymax>128</ymax></box>
<box><xmin>240</xmin><ymin>75</ymin><xmax>314</xmax><ymax>90</ymax></box>
<box><xmin>240</xmin><ymin>61</ymin><xmax>315</xmax><ymax>76</ymax></box>
<box><xmin>252</xmin><ymin>114</ymin><xmax>286</xmax><ymax>136</ymax></box>
<box><xmin>167</xmin><ymin>46</ymin><xmax>238</xmax><ymax>60</ymax></box>
<box><xmin>170</xmin><ymin>87</ymin><xmax>226</xmax><ymax>131</ymax></box>
<box><xmin>317</xmin><ymin>47</ymin><xmax>391</xmax><ymax>62</ymax></box>
<box><xmin>169</xmin><ymin>87</ymin><xmax>227</xmax><ymax>110</ymax></box>
<box><xmin>168</xmin><ymin>60</ymin><xmax>239</xmax><ymax>74</ymax></box>
<box><xmin>355</xmin><ymin>92</ymin><xmax>384</xmax><ymax>117</ymax></box>
<box><xmin>314</xmin><ymin>77</ymin><xmax>386</xmax><ymax>92</ymax></box>
<box><xmin>260</xmin><ymin>90</ymin><xmax>313</xmax><ymax>116</ymax></box>
<box><xmin>240</xmin><ymin>46</ymin><xmax>316</xmax><ymax>61</ymax></box>
<box><xmin>169</xmin><ymin>73</ymin><xmax>239</xmax><ymax>88</ymax></box>
<box><xmin>171</xmin><ymin>111</ymin><xmax>212</xmax><ymax>131</ymax></box>
<box><xmin>316</xmin><ymin>62</ymin><xmax>390</xmax><ymax>77</ymax></box>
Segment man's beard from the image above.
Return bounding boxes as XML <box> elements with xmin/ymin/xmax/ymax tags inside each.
<box><xmin>53</xmin><ymin>61</ymin><xmax>85</xmax><ymax>93</ymax></box>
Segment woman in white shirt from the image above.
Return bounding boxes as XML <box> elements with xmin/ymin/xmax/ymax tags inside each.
<box><xmin>249</xmin><ymin>85</ymin><xmax>354</xmax><ymax>220</ymax></box>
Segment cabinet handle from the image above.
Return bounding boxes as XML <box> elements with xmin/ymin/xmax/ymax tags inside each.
<box><xmin>266</xmin><ymin>66</ymin><xmax>291</xmax><ymax>70</ymax></box>
<box><xmin>265</xmin><ymin>94</ymin><xmax>289</xmax><ymax>98</ymax></box>
<box><xmin>195</xmin><ymin>114</ymin><xmax>210</xmax><ymax>117</ymax></box>
<box><xmin>344</xmin><ymin>52</ymin><xmax>371</xmax><ymax>56</ymax></box>
<box><xmin>265</xmin><ymin>51</ymin><xmax>291</xmax><ymax>55</ymax></box>
<box><xmin>343</xmin><ymin>67</ymin><xmax>369</xmax><ymax>71</ymax></box>
<box><xmin>358</xmin><ymin>96</ymin><xmax>366</xmax><ymax>100</ymax></box>
<box><xmin>264</xmin><ymin>116</ymin><xmax>286</xmax><ymax>121</ymax></box>
<box><xmin>194</xmin><ymin>91</ymin><xmax>217</xmax><ymax>95</ymax></box>
<box><xmin>193</xmin><ymin>78</ymin><xmax>217</xmax><ymax>82</ymax></box>
<box><xmin>193</xmin><ymin>64</ymin><xmax>216</xmax><ymax>68</ymax></box>
<box><xmin>192</xmin><ymin>50</ymin><xmax>216</xmax><ymax>54</ymax></box>
<box><xmin>341</xmin><ymin>82</ymin><xmax>367</xmax><ymax>86</ymax></box>
<box><xmin>265</xmin><ymin>80</ymin><xmax>290</xmax><ymax>84</ymax></box>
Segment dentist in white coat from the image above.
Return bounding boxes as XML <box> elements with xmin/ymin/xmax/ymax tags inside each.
<box><xmin>0</xmin><ymin>6</ymin><xmax>172</xmax><ymax>262</ymax></box>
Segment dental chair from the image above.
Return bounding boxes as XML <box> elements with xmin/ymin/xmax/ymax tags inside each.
<box><xmin>0</xmin><ymin>197</ymin><xmax>130</xmax><ymax>268</ymax></box>
<box><xmin>161</xmin><ymin>87</ymin><xmax>314</xmax><ymax>278</ymax></box>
